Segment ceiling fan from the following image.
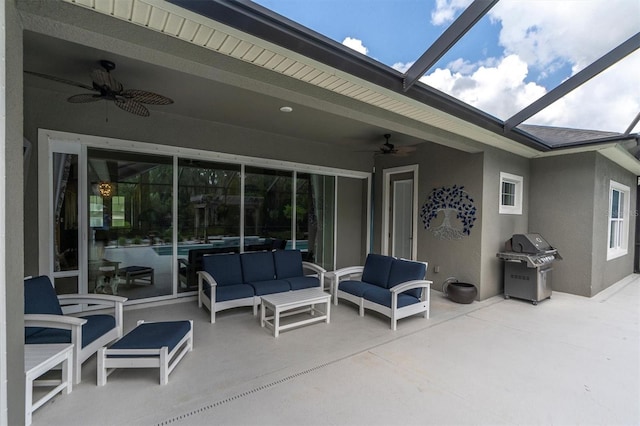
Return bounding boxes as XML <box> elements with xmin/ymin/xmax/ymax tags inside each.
<box><xmin>25</xmin><ymin>60</ymin><xmax>173</xmax><ymax>117</ymax></box>
<box><xmin>376</xmin><ymin>134</ymin><xmax>416</xmax><ymax>156</ymax></box>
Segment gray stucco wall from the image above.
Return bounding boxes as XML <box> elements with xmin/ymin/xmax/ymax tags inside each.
<box><xmin>531</xmin><ymin>152</ymin><xmax>636</xmax><ymax>297</ymax></box>
<box><xmin>480</xmin><ymin>147</ymin><xmax>530</xmax><ymax>300</ymax></box>
<box><xmin>530</xmin><ymin>153</ymin><xmax>595</xmax><ymax>296</ymax></box>
<box><xmin>374</xmin><ymin>142</ymin><xmax>484</xmax><ymax>295</ymax></box>
<box><xmin>5</xmin><ymin>0</ymin><xmax>25</xmax><ymax>423</ymax></box>
<box><xmin>592</xmin><ymin>153</ymin><xmax>636</xmax><ymax>295</ymax></box>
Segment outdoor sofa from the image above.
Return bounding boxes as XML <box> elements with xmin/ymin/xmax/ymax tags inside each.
<box><xmin>197</xmin><ymin>249</ymin><xmax>326</xmax><ymax>323</ymax></box>
<box><xmin>331</xmin><ymin>253</ymin><xmax>431</xmax><ymax>330</ymax></box>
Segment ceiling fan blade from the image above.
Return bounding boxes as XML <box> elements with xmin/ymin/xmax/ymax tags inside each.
<box><xmin>122</xmin><ymin>89</ymin><xmax>174</xmax><ymax>105</ymax></box>
<box><xmin>91</xmin><ymin>68</ymin><xmax>123</xmax><ymax>92</ymax></box>
<box><xmin>24</xmin><ymin>70</ymin><xmax>96</xmax><ymax>91</ymax></box>
<box><xmin>114</xmin><ymin>99</ymin><xmax>150</xmax><ymax>117</ymax></box>
<box><xmin>67</xmin><ymin>93</ymin><xmax>103</xmax><ymax>103</ymax></box>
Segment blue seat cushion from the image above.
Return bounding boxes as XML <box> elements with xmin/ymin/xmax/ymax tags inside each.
<box><xmin>286</xmin><ymin>276</ymin><xmax>319</xmax><ymax>290</ymax></box>
<box><xmin>388</xmin><ymin>259</ymin><xmax>426</xmax><ymax>297</ymax></box>
<box><xmin>273</xmin><ymin>250</ymin><xmax>304</xmax><ymax>279</ymax></box>
<box><xmin>338</xmin><ymin>280</ymin><xmax>379</xmax><ymax>297</ymax></box>
<box><xmin>202</xmin><ymin>253</ymin><xmax>243</xmax><ymax>286</ymax></box>
<box><xmin>109</xmin><ymin>321</ymin><xmax>191</xmax><ymax>355</ymax></box>
<box><xmin>362</xmin><ymin>286</ymin><xmax>421</xmax><ymax>309</ymax></box>
<box><xmin>24</xmin><ymin>275</ymin><xmax>63</xmax><ymax>338</ymax></box>
<box><xmin>25</xmin><ymin>314</ymin><xmax>116</xmax><ymax>348</ymax></box>
<box><xmin>361</xmin><ymin>254</ymin><xmax>393</xmax><ymax>288</ymax></box>
<box><xmin>241</xmin><ymin>252</ymin><xmax>276</xmax><ymax>282</ymax></box>
<box><xmin>208</xmin><ymin>283</ymin><xmax>255</xmax><ymax>302</ymax></box>
<box><xmin>249</xmin><ymin>280</ymin><xmax>291</xmax><ymax>296</ymax></box>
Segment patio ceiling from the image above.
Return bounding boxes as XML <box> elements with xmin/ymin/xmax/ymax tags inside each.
<box><xmin>20</xmin><ymin>0</ymin><xmax>640</xmax><ymax>163</ymax></box>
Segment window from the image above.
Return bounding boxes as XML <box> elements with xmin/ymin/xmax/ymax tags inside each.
<box><xmin>111</xmin><ymin>196</ymin><xmax>126</xmax><ymax>227</ymax></box>
<box><xmin>607</xmin><ymin>180</ymin><xmax>630</xmax><ymax>260</ymax></box>
<box><xmin>499</xmin><ymin>172</ymin><xmax>523</xmax><ymax>215</ymax></box>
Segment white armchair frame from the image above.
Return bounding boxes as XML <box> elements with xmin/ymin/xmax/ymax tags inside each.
<box><xmin>331</xmin><ymin>261</ymin><xmax>431</xmax><ymax>330</ymax></box>
<box><xmin>24</xmin><ymin>294</ymin><xmax>127</xmax><ymax>384</ymax></box>
<box><xmin>197</xmin><ymin>271</ymin><xmax>258</xmax><ymax>324</ymax></box>
<box><xmin>302</xmin><ymin>261</ymin><xmax>326</xmax><ymax>289</ymax></box>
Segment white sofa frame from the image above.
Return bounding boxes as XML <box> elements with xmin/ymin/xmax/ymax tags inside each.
<box><xmin>197</xmin><ymin>261</ymin><xmax>326</xmax><ymax>323</ymax></box>
<box><xmin>24</xmin><ymin>294</ymin><xmax>127</xmax><ymax>384</ymax></box>
<box><xmin>330</xmin><ymin>261</ymin><xmax>431</xmax><ymax>330</ymax></box>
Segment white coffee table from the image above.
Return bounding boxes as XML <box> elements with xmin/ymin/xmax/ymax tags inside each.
<box><xmin>24</xmin><ymin>344</ymin><xmax>74</xmax><ymax>425</ymax></box>
<box><xmin>260</xmin><ymin>288</ymin><xmax>331</xmax><ymax>337</ymax></box>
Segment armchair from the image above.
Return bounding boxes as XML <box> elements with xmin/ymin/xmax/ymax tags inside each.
<box><xmin>24</xmin><ymin>275</ymin><xmax>127</xmax><ymax>384</ymax></box>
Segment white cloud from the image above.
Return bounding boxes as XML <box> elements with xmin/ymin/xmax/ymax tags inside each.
<box><xmin>421</xmin><ymin>0</ymin><xmax>640</xmax><ymax>132</ymax></box>
<box><xmin>391</xmin><ymin>61</ymin><xmax>414</xmax><ymax>73</ymax></box>
<box><xmin>431</xmin><ymin>0</ymin><xmax>474</xmax><ymax>26</ymax></box>
<box><xmin>490</xmin><ymin>0</ymin><xmax>639</xmax><ymax>72</ymax></box>
<box><xmin>342</xmin><ymin>37</ymin><xmax>369</xmax><ymax>55</ymax></box>
<box><xmin>421</xmin><ymin>55</ymin><xmax>547</xmax><ymax>119</ymax></box>
<box><xmin>341</xmin><ymin>2</ymin><xmax>640</xmax><ymax>133</ymax></box>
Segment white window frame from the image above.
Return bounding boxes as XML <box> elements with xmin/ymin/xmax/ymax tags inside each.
<box><xmin>499</xmin><ymin>172</ymin><xmax>523</xmax><ymax>215</ymax></box>
<box><xmin>607</xmin><ymin>180</ymin><xmax>630</xmax><ymax>261</ymax></box>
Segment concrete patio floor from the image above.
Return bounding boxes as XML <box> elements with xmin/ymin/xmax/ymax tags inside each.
<box><xmin>33</xmin><ymin>275</ymin><xmax>639</xmax><ymax>425</ymax></box>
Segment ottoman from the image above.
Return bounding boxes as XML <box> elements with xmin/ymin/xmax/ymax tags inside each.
<box><xmin>97</xmin><ymin>320</ymin><xmax>193</xmax><ymax>385</ymax></box>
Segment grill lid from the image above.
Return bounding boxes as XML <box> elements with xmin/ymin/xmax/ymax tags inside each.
<box><xmin>507</xmin><ymin>233</ymin><xmax>554</xmax><ymax>254</ymax></box>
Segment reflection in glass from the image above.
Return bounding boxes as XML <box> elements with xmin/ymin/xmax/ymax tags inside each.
<box><xmin>87</xmin><ymin>149</ymin><xmax>173</xmax><ymax>301</ymax></box>
<box><xmin>244</xmin><ymin>167</ymin><xmax>293</xmax><ymax>249</ymax></box>
<box><xmin>177</xmin><ymin>159</ymin><xmax>241</xmax><ymax>292</ymax></box>
<box><xmin>52</xmin><ymin>152</ymin><xmax>79</xmax><ymax>295</ymax></box>
<box><xmin>296</xmin><ymin>173</ymin><xmax>335</xmax><ymax>270</ymax></box>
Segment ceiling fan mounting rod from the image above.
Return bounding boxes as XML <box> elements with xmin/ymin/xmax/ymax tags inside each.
<box><xmin>100</xmin><ymin>60</ymin><xmax>116</xmax><ymax>72</ymax></box>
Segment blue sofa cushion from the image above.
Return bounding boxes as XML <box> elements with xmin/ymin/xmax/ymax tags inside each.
<box><xmin>24</xmin><ymin>275</ymin><xmax>63</xmax><ymax>338</ymax></box>
<box><xmin>202</xmin><ymin>253</ymin><xmax>243</xmax><ymax>286</ymax></box>
<box><xmin>211</xmin><ymin>284</ymin><xmax>255</xmax><ymax>302</ymax></box>
<box><xmin>273</xmin><ymin>250</ymin><xmax>304</xmax><ymax>279</ymax></box>
<box><xmin>286</xmin><ymin>276</ymin><xmax>320</xmax><ymax>290</ymax></box>
<box><xmin>109</xmin><ymin>320</ymin><xmax>191</xmax><ymax>354</ymax></box>
<box><xmin>361</xmin><ymin>254</ymin><xmax>393</xmax><ymax>288</ymax></box>
<box><xmin>338</xmin><ymin>280</ymin><xmax>380</xmax><ymax>297</ymax></box>
<box><xmin>362</xmin><ymin>286</ymin><xmax>421</xmax><ymax>309</ymax></box>
<box><xmin>241</xmin><ymin>252</ymin><xmax>276</xmax><ymax>282</ymax></box>
<box><xmin>388</xmin><ymin>259</ymin><xmax>426</xmax><ymax>298</ymax></box>
<box><xmin>25</xmin><ymin>314</ymin><xmax>116</xmax><ymax>348</ymax></box>
<box><xmin>249</xmin><ymin>279</ymin><xmax>291</xmax><ymax>296</ymax></box>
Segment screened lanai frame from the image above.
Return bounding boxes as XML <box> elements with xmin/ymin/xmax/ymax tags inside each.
<box><xmin>37</xmin><ymin>128</ymin><xmax>371</xmax><ymax>306</ymax></box>
<box><xmin>170</xmin><ymin>0</ymin><xmax>640</xmax><ymax>149</ymax></box>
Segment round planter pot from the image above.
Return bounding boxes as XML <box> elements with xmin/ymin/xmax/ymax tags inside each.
<box><xmin>443</xmin><ymin>281</ymin><xmax>477</xmax><ymax>304</ymax></box>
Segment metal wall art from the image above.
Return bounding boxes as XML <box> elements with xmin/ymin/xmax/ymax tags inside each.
<box><xmin>420</xmin><ymin>185</ymin><xmax>477</xmax><ymax>240</ymax></box>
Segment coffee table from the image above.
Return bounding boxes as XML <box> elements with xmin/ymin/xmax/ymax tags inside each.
<box><xmin>260</xmin><ymin>288</ymin><xmax>331</xmax><ymax>337</ymax></box>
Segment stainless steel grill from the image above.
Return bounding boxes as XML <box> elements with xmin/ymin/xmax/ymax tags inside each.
<box><xmin>496</xmin><ymin>233</ymin><xmax>562</xmax><ymax>305</ymax></box>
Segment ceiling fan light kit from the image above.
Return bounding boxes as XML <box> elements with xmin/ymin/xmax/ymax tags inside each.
<box><xmin>27</xmin><ymin>60</ymin><xmax>173</xmax><ymax>117</ymax></box>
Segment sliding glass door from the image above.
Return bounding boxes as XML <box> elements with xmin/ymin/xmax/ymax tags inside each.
<box><xmin>41</xmin><ymin>132</ymin><xmax>361</xmax><ymax>306</ymax></box>
<box><xmin>177</xmin><ymin>159</ymin><xmax>241</xmax><ymax>292</ymax></box>
<box><xmin>87</xmin><ymin>149</ymin><xmax>173</xmax><ymax>301</ymax></box>
<box><xmin>244</xmin><ymin>167</ymin><xmax>293</xmax><ymax>249</ymax></box>
<box><xmin>296</xmin><ymin>173</ymin><xmax>335</xmax><ymax>270</ymax></box>
<box><xmin>51</xmin><ymin>150</ymin><xmax>81</xmax><ymax>294</ymax></box>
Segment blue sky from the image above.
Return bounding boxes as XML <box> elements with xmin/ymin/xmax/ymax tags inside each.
<box><xmin>253</xmin><ymin>0</ymin><xmax>639</xmax><ymax>133</ymax></box>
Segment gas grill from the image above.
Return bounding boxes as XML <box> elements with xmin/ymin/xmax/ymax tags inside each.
<box><xmin>496</xmin><ymin>233</ymin><xmax>562</xmax><ymax>305</ymax></box>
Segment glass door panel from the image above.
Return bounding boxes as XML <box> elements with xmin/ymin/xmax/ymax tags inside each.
<box><xmin>244</xmin><ymin>167</ymin><xmax>292</xmax><ymax>250</ymax></box>
<box><xmin>87</xmin><ymin>149</ymin><xmax>173</xmax><ymax>301</ymax></box>
<box><xmin>52</xmin><ymin>152</ymin><xmax>80</xmax><ymax>294</ymax></box>
<box><xmin>296</xmin><ymin>173</ymin><xmax>335</xmax><ymax>269</ymax></box>
<box><xmin>177</xmin><ymin>159</ymin><xmax>241</xmax><ymax>292</ymax></box>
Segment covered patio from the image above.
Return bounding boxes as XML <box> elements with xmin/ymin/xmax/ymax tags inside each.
<box><xmin>33</xmin><ymin>275</ymin><xmax>639</xmax><ymax>425</ymax></box>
